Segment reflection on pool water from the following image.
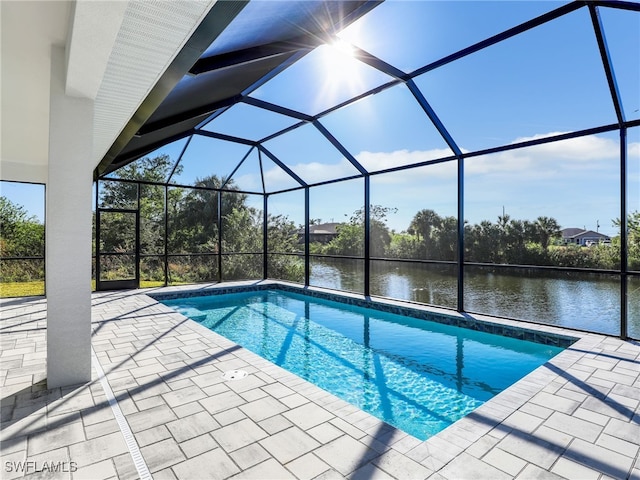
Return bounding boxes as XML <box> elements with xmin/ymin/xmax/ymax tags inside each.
<box><xmin>163</xmin><ymin>290</ymin><xmax>565</xmax><ymax>440</ymax></box>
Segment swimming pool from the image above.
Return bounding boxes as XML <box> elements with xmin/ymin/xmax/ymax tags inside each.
<box><xmin>161</xmin><ymin>288</ymin><xmax>566</xmax><ymax>440</ymax></box>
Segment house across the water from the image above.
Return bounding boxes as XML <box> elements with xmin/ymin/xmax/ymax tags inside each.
<box><xmin>561</xmin><ymin>228</ymin><xmax>611</xmax><ymax>246</ymax></box>
<box><xmin>298</xmin><ymin>222</ymin><xmax>342</xmax><ymax>244</ymax></box>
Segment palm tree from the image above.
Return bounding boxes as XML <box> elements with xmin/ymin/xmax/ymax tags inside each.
<box><xmin>535</xmin><ymin>216</ymin><xmax>561</xmax><ymax>251</ymax></box>
<box><xmin>408</xmin><ymin>209</ymin><xmax>442</xmax><ymax>241</ymax></box>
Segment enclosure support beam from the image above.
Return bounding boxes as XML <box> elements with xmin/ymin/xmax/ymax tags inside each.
<box><xmin>364</xmin><ymin>176</ymin><xmax>371</xmax><ymax>297</ymax></box>
<box><xmin>164</xmin><ymin>185</ymin><xmax>169</xmax><ymax>286</ymax></box>
<box><xmin>217</xmin><ymin>193</ymin><xmax>223</xmax><ymax>282</ymax></box>
<box><xmin>46</xmin><ymin>46</ymin><xmax>93</xmax><ymax>388</ymax></box>
<box><xmin>263</xmin><ymin>195</ymin><xmax>268</xmax><ymax>280</ymax></box>
<box><xmin>457</xmin><ymin>157</ymin><xmax>465</xmax><ymax>313</ymax></box>
<box><xmin>620</xmin><ymin>127</ymin><xmax>628</xmax><ymax>340</ymax></box>
<box><xmin>305</xmin><ymin>188</ymin><xmax>310</xmax><ymax>287</ymax></box>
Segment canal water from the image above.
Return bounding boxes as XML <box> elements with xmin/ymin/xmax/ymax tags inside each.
<box><xmin>309</xmin><ymin>257</ymin><xmax>640</xmax><ymax>338</ymax></box>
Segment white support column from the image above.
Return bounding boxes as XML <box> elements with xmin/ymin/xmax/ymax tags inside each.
<box><xmin>46</xmin><ymin>46</ymin><xmax>93</xmax><ymax>388</ymax></box>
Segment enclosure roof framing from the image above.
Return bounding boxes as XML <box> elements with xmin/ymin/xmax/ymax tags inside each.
<box><xmin>99</xmin><ymin>0</ymin><xmax>640</xmax><ymax>195</ymax></box>
<box><xmin>99</xmin><ymin>0</ymin><xmax>381</xmax><ymax>176</ymax></box>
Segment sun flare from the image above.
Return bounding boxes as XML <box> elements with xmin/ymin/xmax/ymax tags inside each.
<box><xmin>315</xmin><ymin>38</ymin><xmax>364</xmax><ymax>110</ymax></box>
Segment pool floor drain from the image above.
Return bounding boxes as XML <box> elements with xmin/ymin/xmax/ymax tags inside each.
<box><xmin>222</xmin><ymin>369</ymin><xmax>248</xmax><ymax>381</ymax></box>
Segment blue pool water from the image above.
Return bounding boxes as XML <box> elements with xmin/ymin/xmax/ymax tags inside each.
<box><xmin>162</xmin><ymin>290</ymin><xmax>564</xmax><ymax>440</ymax></box>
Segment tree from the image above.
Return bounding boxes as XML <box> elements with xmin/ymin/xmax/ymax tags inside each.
<box><xmin>433</xmin><ymin>215</ymin><xmax>458</xmax><ymax>261</ymax></box>
<box><xmin>0</xmin><ymin>196</ymin><xmax>45</xmax><ymax>284</ymax></box>
<box><xmin>408</xmin><ymin>209</ymin><xmax>441</xmax><ymax>242</ymax></box>
<box><xmin>0</xmin><ymin>196</ymin><xmax>44</xmax><ymax>257</ymax></box>
<box><xmin>407</xmin><ymin>209</ymin><xmax>444</xmax><ymax>259</ymax></box>
<box><xmin>323</xmin><ymin>205</ymin><xmax>396</xmax><ymax>257</ymax></box>
<box><xmin>466</xmin><ymin>220</ymin><xmax>500</xmax><ymax>263</ymax></box>
<box><xmin>613</xmin><ymin>211</ymin><xmax>640</xmax><ymax>270</ymax></box>
<box><xmin>613</xmin><ymin>211</ymin><xmax>640</xmax><ymax>244</ymax></box>
<box><xmin>534</xmin><ymin>216</ymin><xmax>561</xmax><ymax>252</ymax></box>
<box><xmin>99</xmin><ymin>154</ymin><xmax>178</xmax><ymax>257</ymax></box>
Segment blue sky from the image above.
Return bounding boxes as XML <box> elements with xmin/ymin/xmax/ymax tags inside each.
<box><xmin>2</xmin><ymin>1</ymin><xmax>639</xmax><ymax>237</ymax></box>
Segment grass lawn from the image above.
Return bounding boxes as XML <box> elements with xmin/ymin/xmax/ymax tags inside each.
<box><xmin>0</xmin><ymin>280</ymin><xmax>183</xmax><ymax>298</ymax></box>
<box><xmin>0</xmin><ymin>281</ymin><xmax>45</xmax><ymax>298</ymax></box>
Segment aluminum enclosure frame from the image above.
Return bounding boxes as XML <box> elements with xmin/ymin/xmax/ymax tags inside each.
<box><xmin>96</xmin><ymin>1</ymin><xmax>640</xmax><ymax>340</ymax></box>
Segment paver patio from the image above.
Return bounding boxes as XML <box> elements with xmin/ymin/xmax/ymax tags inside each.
<box><xmin>1</xmin><ymin>282</ymin><xmax>639</xmax><ymax>479</ymax></box>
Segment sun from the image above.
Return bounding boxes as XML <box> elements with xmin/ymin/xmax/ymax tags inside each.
<box><xmin>320</xmin><ymin>37</ymin><xmax>358</xmax><ymax>78</ymax></box>
<box><xmin>314</xmin><ymin>37</ymin><xmax>364</xmax><ymax>109</ymax></box>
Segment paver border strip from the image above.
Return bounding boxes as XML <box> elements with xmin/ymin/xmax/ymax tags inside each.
<box><xmin>91</xmin><ymin>348</ymin><xmax>152</xmax><ymax>480</ymax></box>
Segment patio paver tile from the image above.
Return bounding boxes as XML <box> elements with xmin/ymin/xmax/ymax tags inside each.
<box><xmin>153</xmin><ymin>468</ymin><xmax>178</xmax><ymax>480</ymax></box>
<box><xmin>260</xmin><ymin>383</ymin><xmax>295</xmax><ymax>399</ymax></box>
<box><xmin>502</xmin><ymin>410</ymin><xmax>545</xmax><ymax>434</ymax></box>
<box><xmin>258</xmin><ymin>414</ymin><xmax>294</xmax><ymax>435</ymax></box>
<box><xmin>283</xmin><ymin>402</ymin><xmax>334</xmax><ymax>431</ymax></box>
<box><xmin>372</xmin><ymin>448</ymin><xmax>432</xmax><ymax>479</ymax></box>
<box><xmin>596</xmin><ymin>432</ymin><xmax>639</xmax><ymax>458</ymax></box>
<box><xmin>1</xmin><ymin>449</ymin><xmax>28</xmax><ymax>480</ymax></box>
<box><xmin>438</xmin><ymin>452</ymin><xmax>511</xmax><ymax>480</ymax></box>
<box><xmin>543</xmin><ymin>411</ymin><xmax>603</xmax><ymax>442</ymax></box>
<box><xmin>515</xmin><ymin>463</ymin><xmax>566</xmax><ymax>479</ymax></box>
<box><xmin>84</xmin><ymin>418</ymin><xmax>121</xmax><ymax>440</ymax></box>
<box><xmin>230</xmin><ymin>458</ymin><xmax>295</xmax><ymax>479</ymax></box>
<box><xmin>200</xmin><ymin>390</ymin><xmax>246</xmax><ymax>416</ymax></box>
<box><xmin>212</xmin><ymin>417</ymin><xmax>269</xmax><ymax>453</ymax></box>
<box><xmin>179</xmin><ymin>433</ymin><xmax>218</xmax><ymax>459</ymax></box>
<box><xmin>228</xmin><ymin>443</ymin><xmax>272</xmax><ymax>470</ymax></box>
<box><xmin>140</xmin><ymin>438</ymin><xmax>186</xmax><ymax>473</ymax></box>
<box><xmin>278</xmin><ymin>393</ymin><xmax>309</xmax><ymax>409</ymax></box>
<box><xmin>126</xmin><ymin>403</ymin><xmax>177</xmax><ymax>433</ymax></box>
<box><xmin>161</xmin><ymin>384</ymin><xmax>207</xmax><ymax>409</ymax></box>
<box><xmin>135</xmin><ymin>424</ymin><xmax>172</xmax><ymax>447</ymax></box>
<box><xmin>328</xmin><ymin>417</ymin><xmax>366</xmax><ymax>439</ymax></box>
<box><xmin>286</xmin><ymin>453</ymin><xmax>331</xmax><ymax>479</ymax></box>
<box><xmin>134</xmin><ymin>395</ymin><xmax>166</xmax><ymax>411</ymax></box>
<box><xmin>603</xmin><ymin>417</ymin><xmax>640</xmax><ymax>443</ymax></box>
<box><xmin>350</xmin><ymin>462</ymin><xmax>394</xmax><ymax>479</ymax></box>
<box><xmin>166</xmin><ymin>410</ymin><xmax>221</xmax><ymax>443</ymax></box>
<box><xmin>482</xmin><ymin>447</ymin><xmax>527</xmax><ymax>476</ymax></box>
<box><xmin>171</xmin><ymin>448</ymin><xmax>239</xmax><ymax>480</ymax></box>
<box><xmin>73</xmin><ymin>459</ymin><xmax>118</xmax><ymax>480</ymax></box>
<box><xmin>572</xmin><ymin>406</ymin><xmax>611</xmax><ymax>426</ymax></box>
<box><xmin>238</xmin><ymin>387</ymin><xmax>268</xmax><ymax>402</ymax></box>
<box><xmin>496</xmin><ymin>431</ymin><xmax>565</xmax><ymax>469</ymax></box>
<box><xmin>68</xmin><ymin>430</ymin><xmax>129</xmax><ymax>466</ymax></box>
<box><xmin>172</xmin><ymin>399</ymin><xmax>205</xmax><ymax>419</ymax></box>
<box><xmin>564</xmin><ymin>437</ymin><xmax>635</xmax><ymax>479</ymax></box>
<box><xmin>581</xmin><ymin>395</ymin><xmax>635</xmax><ymax>421</ymax></box>
<box><xmin>307</xmin><ymin>422</ymin><xmax>344</xmax><ymax>444</ymax></box>
<box><xmin>259</xmin><ymin>426</ymin><xmax>320</xmax><ymax>464</ymax></box>
<box><xmin>214</xmin><ymin>407</ymin><xmax>246</xmax><ymax>426</ymax></box>
<box><xmin>550</xmin><ymin>457</ymin><xmax>601</xmax><ymax>480</ymax></box>
<box><xmin>313</xmin><ymin>434</ymin><xmax>379</xmax><ymax>476</ymax></box>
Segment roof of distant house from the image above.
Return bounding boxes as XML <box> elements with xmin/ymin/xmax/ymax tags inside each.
<box><xmin>299</xmin><ymin>222</ymin><xmax>343</xmax><ymax>235</ymax></box>
<box><xmin>561</xmin><ymin>228</ymin><xmax>610</xmax><ymax>239</ymax></box>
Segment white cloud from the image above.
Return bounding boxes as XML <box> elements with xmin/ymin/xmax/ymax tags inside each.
<box><xmin>246</xmin><ymin>132</ymin><xmax>639</xmax><ymax>194</ymax></box>
<box><xmin>261</xmin><ymin>158</ymin><xmax>358</xmax><ymax>190</ymax></box>
<box><xmin>356</xmin><ymin>148</ymin><xmax>453</xmax><ymax>174</ymax></box>
<box><xmin>233</xmin><ymin>173</ymin><xmax>261</xmax><ymax>192</ymax></box>
<box><xmin>509</xmin><ymin>132</ymin><xmax>621</xmax><ymax>161</ymax></box>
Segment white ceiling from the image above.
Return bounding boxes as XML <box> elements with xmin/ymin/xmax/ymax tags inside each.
<box><xmin>0</xmin><ymin>0</ymin><xmax>215</xmax><ymax>184</ymax></box>
<box><xmin>1</xmin><ymin>1</ymin><xmax>71</xmax><ymax>183</ymax></box>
